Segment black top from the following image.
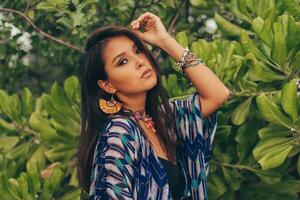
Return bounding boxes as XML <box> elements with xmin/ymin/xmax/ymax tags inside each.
<box><xmin>158</xmin><ymin>157</ymin><xmax>185</xmax><ymax>200</ymax></box>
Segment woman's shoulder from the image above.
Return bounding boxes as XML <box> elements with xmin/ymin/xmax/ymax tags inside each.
<box><xmin>102</xmin><ymin>114</ymin><xmax>139</xmax><ymax>136</ymax></box>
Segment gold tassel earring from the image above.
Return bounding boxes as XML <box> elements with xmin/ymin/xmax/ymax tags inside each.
<box><xmin>99</xmin><ymin>94</ymin><xmax>122</xmax><ymax>114</ymax></box>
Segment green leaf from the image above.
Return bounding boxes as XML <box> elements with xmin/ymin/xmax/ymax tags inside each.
<box><xmin>50</xmin><ymin>82</ymin><xmax>79</xmax><ymax>122</ymax></box>
<box><xmin>282</xmin><ymin>0</ymin><xmax>300</xmax><ymax>18</ymax></box>
<box><xmin>41</xmin><ymin>94</ymin><xmax>79</xmax><ymax>137</ymax></box>
<box><xmin>35</xmin><ymin>97</ymin><xmax>43</xmax><ymax>113</ymax></box>
<box><xmin>252</xmin><ymin>17</ymin><xmax>273</xmax><ymax>46</ymax></box>
<box><xmin>256</xmin><ymin>94</ymin><xmax>293</xmax><ymax>128</ymax></box>
<box><xmin>7</xmin><ymin>177</ymin><xmax>22</xmax><ymax>200</ymax></box>
<box><xmin>221</xmin><ymin>167</ymin><xmax>242</xmax><ymax>191</ymax></box>
<box><xmin>69</xmin><ymin>168</ymin><xmax>78</xmax><ymax>186</ymax></box>
<box><xmin>231</xmin><ymin>97</ymin><xmax>252</xmax><ymax>125</ymax></box>
<box><xmin>258</xmin><ymin>144</ymin><xmax>294</xmax><ymax>170</ymax></box>
<box><xmin>213</xmin><ymin>144</ymin><xmax>232</xmax><ymax>163</ymax></box>
<box><xmin>248</xmin><ymin>168</ymin><xmax>281</xmax><ymax>184</ymax></box>
<box><xmin>29</xmin><ymin>112</ymin><xmax>59</xmax><ymax>142</ymax></box>
<box><xmin>286</xmin><ymin>15</ymin><xmax>300</xmax><ymax>52</ymax></box>
<box><xmin>239</xmin><ymin>30</ymin><xmax>259</xmax><ymax>55</ymax></box>
<box><xmin>215</xmin><ymin>13</ymin><xmax>253</xmax><ymax>37</ymax></box>
<box><xmin>271</xmin><ymin>19</ymin><xmax>287</xmax><ymax>67</ymax></box>
<box><xmin>49</xmin><ymin>168</ymin><xmax>64</xmax><ymax>190</ymax></box>
<box><xmin>230</xmin><ymin>0</ymin><xmax>252</xmax><ymax>23</ymax></box>
<box><xmin>253</xmin><ymin>136</ymin><xmax>295</xmax><ymax>170</ymax></box>
<box><xmin>28</xmin><ymin>145</ymin><xmax>46</xmax><ymax>170</ymax></box>
<box><xmin>215</xmin><ymin>125</ymin><xmax>232</xmax><ymax>141</ymax></box>
<box><xmin>197</xmin><ymin>39</ymin><xmax>211</xmax><ymax>62</ymax></box>
<box><xmin>166</xmin><ymin>0</ymin><xmax>176</xmax><ymax>8</ymax></box>
<box><xmin>17</xmin><ymin>172</ymin><xmax>32</xmax><ymax>199</ymax></box>
<box><xmin>240</xmin><ymin>181</ymin><xmax>300</xmax><ymax>199</ymax></box>
<box><xmin>10</xmin><ymin>94</ymin><xmax>22</xmax><ymax>124</ymax></box>
<box><xmin>56</xmin><ymin>17</ymin><xmax>73</xmax><ymax>29</ymax></box>
<box><xmin>207</xmin><ymin>173</ymin><xmax>227</xmax><ymax>199</ymax></box>
<box><xmin>0</xmin><ymin>173</ymin><xmax>21</xmax><ymax>200</ymax></box>
<box><xmin>0</xmin><ymin>136</ymin><xmax>19</xmax><ymax>153</ymax></box>
<box><xmin>64</xmin><ymin>75</ymin><xmax>80</xmax><ymax>105</ymax></box>
<box><xmin>282</xmin><ymin>80</ymin><xmax>298</xmax><ymax>122</ymax></box>
<box><xmin>290</xmin><ymin>51</ymin><xmax>300</xmax><ymax>74</ymax></box>
<box><xmin>45</xmin><ymin>145</ymin><xmax>76</xmax><ymax>162</ymax></box>
<box><xmin>258</xmin><ymin>124</ymin><xmax>291</xmax><ymax>140</ymax></box>
<box><xmin>40</xmin><ymin>179</ymin><xmax>53</xmax><ymax>200</ymax></box>
<box><xmin>21</xmin><ymin>88</ymin><xmax>34</xmax><ymax>118</ymax></box>
<box><xmin>257</xmin><ymin>0</ymin><xmax>276</xmax><ymax>19</ymax></box>
<box><xmin>40</xmin><ymin>166</ymin><xmax>64</xmax><ymax>200</ymax></box>
<box><xmin>240</xmin><ymin>31</ymin><xmax>282</xmax><ymax>73</ymax></box>
<box><xmin>59</xmin><ymin>189</ymin><xmax>81</xmax><ymax>200</ymax></box>
<box><xmin>288</xmin><ymin>145</ymin><xmax>300</xmax><ymax>157</ymax></box>
<box><xmin>0</xmin><ymin>118</ymin><xmax>17</xmax><ymax>132</ymax></box>
<box><xmin>265</xmin><ymin>90</ymin><xmax>282</xmax><ymax>105</ymax></box>
<box><xmin>175</xmin><ymin>31</ymin><xmax>189</xmax><ymax>48</ymax></box>
<box><xmin>262</xmin><ymin>180</ymin><xmax>300</xmax><ymax>196</ymax></box>
<box><xmin>69</xmin><ymin>10</ymin><xmax>85</xmax><ymax>27</ymax></box>
<box><xmin>253</xmin><ymin>137</ymin><xmax>294</xmax><ymax>161</ymax></box>
<box><xmin>235</xmin><ymin>120</ymin><xmax>259</xmax><ymax>162</ymax></box>
<box><xmin>0</xmin><ymin>90</ymin><xmax>22</xmax><ymax>124</ymax></box>
<box><xmin>189</xmin><ymin>0</ymin><xmax>208</xmax><ymax>8</ymax></box>
<box><xmin>6</xmin><ymin>141</ymin><xmax>33</xmax><ymax>160</ymax></box>
<box><xmin>26</xmin><ymin>159</ymin><xmax>41</xmax><ymax>195</ymax></box>
<box><xmin>77</xmin><ymin>0</ymin><xmax>98</xmax><ymax>10</ymax></box>
<box><xmin>36</xmin><ymin>1</ymin><xmax>60</xmax><ymax>11</ymax></box>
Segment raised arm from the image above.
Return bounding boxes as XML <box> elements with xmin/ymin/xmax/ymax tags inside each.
<box><xmin>158</xmin><ymin>35</ymin><xmax>231</xmax><ymax>119</ymax></box>
<box><xmin>130</xmin><ymin>12</ymin><xmax>231</xmax><ymax>119</ymax></box>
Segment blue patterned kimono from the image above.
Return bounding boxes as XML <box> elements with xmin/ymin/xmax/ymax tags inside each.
<box><xmin>88</xmin><ymin>92</ymin><xmax>218</xmax><ymax>200</ymax></box>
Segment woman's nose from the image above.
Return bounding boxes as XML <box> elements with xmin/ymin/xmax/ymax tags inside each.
<box><xmin>135</xmin><ymin>55</ymin><xmax>145</xmax><ymax>68</ymax></box>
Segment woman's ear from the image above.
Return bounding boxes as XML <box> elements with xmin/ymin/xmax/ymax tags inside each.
<box><xmin>97</xmin><ymin>80</ymin><xmax>116</xmax><ymax>94</ymax></box>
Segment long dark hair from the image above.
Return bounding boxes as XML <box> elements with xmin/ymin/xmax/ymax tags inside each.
<box><xmin>77</xmin><ymin>25</ymin><xmax>177</xmax><ymax>195</ymax></box>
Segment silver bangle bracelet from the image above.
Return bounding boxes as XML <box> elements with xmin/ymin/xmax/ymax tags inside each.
<box><xmin>176</xmin><ymin>47</ymin><xmax>191</xmax><ymax>68</ymax></box>
<box><xmin>176</xmin><ymin>47</ymin><xmax>205</xmax><ymax>73</ymax></box>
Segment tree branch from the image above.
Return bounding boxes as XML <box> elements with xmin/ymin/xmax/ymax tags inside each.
<box><xmin>166</xmin><ymin>0</ymin><xmax>188</xmax><ymax>33</ymax></box>
<box><xmin>0</xmin><ymin>7</ymin><xmax>84</xmax><ymax>53</ymax></box>
<box><xmin>152</xmin><ymin>0</ymin><xmax>188</xmax><ymax>59</ymax></box>
<box><xmin>25</xmin><ymin>0</ymin><xmax>32</xmax><ymax>14</ymax></box>
<box><xmin>211</xmin><ymin>160</ymin><xmax>259</xmax><ymax>171</ymax></box>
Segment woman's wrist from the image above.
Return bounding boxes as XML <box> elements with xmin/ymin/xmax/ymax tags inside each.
<box><xmin>157</xmin><ymin>35</ymin><xmax>186</xmax><ymax>63</ymax></box>
<box><xmin>156</xmin><ymin>33</ymin><xmax>173</xmax><ymax>48</ymax></box>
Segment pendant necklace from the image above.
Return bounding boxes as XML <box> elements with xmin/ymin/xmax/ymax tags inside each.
<box><xmin>123</xmin><ymin>109</ymin><xmax>156</xmax><ymax>133</ymax></box>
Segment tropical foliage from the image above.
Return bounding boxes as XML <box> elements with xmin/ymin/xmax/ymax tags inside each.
<box><xmin>0</xmin><ymin>0</ymin><xmax>299</xmax><ymax>199</ymax></box>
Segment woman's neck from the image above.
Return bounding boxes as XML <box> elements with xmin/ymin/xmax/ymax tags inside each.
<box><xmin>116</xmin><ymin>92</ymin><xmax>147</xmax><ymax>115</ymax></box>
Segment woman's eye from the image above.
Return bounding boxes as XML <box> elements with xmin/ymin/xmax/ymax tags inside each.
<box><xmin>136</xmin><ymin>48</ymin><xmax>142</xmax><ymax>54</ymax></box>
<box><xmin>119</xmin><ymin>58</ymin><xmax>128</xmax><ymax>65</ymax></box>
<box><xmin>118</xmin><ymin>48</ymin><xmax>142</xmax><ymax>65</ymax></box>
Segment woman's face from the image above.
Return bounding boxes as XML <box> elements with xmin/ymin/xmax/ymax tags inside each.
<box><xmin>100</xmin><ymin>35</ymin><xmax>157</xmax><ymax>96</ymax></box>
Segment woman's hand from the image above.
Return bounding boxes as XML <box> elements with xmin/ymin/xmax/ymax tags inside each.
<box><xmin>130</xmin><ymin>12</ymin><xmax>171</xmax><ymax>47</ymax></box>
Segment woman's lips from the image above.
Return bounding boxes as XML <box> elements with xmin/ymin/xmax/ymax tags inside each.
<box><xmin>141</xmin><ymin>69</ymin><xmax>153</xmax><ymax>79</ymax></box>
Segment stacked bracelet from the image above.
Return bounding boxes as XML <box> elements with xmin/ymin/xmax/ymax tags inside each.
<box><xmin>176</xmin><ymin>48</ymin><xmax>205</xmax><ymax>73</ymax></box>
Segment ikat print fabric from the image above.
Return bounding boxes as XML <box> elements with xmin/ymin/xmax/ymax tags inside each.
<box><xmin>88</xmin><ymin>92</ymin><xmax>218</xmax><ymax>200</ymax></box>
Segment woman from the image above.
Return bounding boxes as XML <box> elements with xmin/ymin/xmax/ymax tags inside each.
<box><xmin>77</xmin><ymin>12</ymin><xmax>230</xmax><ymax>200</ymax></box>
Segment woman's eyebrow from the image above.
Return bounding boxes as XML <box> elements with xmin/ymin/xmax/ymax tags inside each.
<box><xmin>112</xmin><ymin>43</ymin><xmax>137</xmax><ymax>64</ymax></box>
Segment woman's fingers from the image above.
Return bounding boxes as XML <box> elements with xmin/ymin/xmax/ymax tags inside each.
<box><xmin>137</xmin><ymin>13</ymin><xmax>157</xmax><ymax>26</ymax></box>
<box><xmin>138</xmin><ymin>12</ymin><xmax>158</xmax><ymax>21</ymax></box>
<box><xmin>131</xmin><ymin>12</ymin><xmax>158</xmax><ymax>30</ymax></box>
<box><xmin>131</xmin><ymin>18</ymin><xmax>147</xmax><ymax>29</ymax></box>
<box><xmin>130</xmin><ymin>20</ymin><xmax>140</xmax><ymax>29</ymax></box>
